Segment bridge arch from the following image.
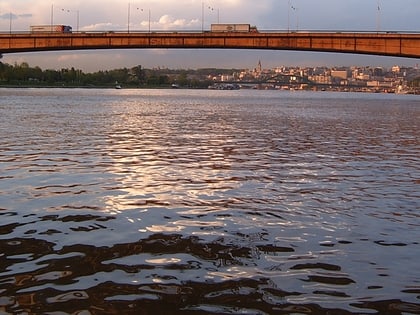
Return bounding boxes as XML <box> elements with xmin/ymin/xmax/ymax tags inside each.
<box><xmin>1</xmin><ymin>31</ymin><xmax>420</xmax><ymax>58</ymax></box>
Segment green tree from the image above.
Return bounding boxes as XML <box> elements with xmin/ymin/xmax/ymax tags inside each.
<box><xmin>176</xmin><ymin>72</ymin><xmax>189</xmax><ymax>87</ymax></box>
<box><xmin>132</xmin><ymin>65</ymin><xmax>144</xmax><ymax>83</ymax></box>
<box><xmin>44</xmin><ymin>69</ymin><xmax>61</xmax><ymax>83</ymax></box>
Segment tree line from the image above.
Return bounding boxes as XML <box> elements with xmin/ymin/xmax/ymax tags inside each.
<box><xmin>3</xmin><ymin>61</ymin><xmax>418</xmax><ymax>89</ymax></box>
<box><xmin>0</xmin><ymin>62</ymin><xmax>233</xmax><ymax>88</ymax></box>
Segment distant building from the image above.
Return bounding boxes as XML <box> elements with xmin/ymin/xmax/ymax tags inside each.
<box><xmin>221</xmin><ymin>75</ymin><xmax>235</xmax><ymax>82</ymax></box>
<box><xmin>373</xmin><ymin>67</ymin><xmax>384</xmax><ymax>77</ymax></box>
<box><xmin>391</xmin><ymin>65</ymin><xmax>401</xmax><ymax>73</ymax></box>
<box><xmin>331</xmin><ymin>70</ymin><xmax>349</xmax><ymax>80</ymax></box>
<box><xmin>356</xmin><ymin>73</ymin><xmax>371</xmax><ymax>81</ymax></box>
<box><xmin>308</xmin><ymin>74</ymin><xmax>332</xmax><ymax>84</ymax></box>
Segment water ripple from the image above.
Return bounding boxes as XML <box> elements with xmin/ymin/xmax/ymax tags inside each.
<box><xmin>0</xmin><ymin>89</ymin><xmax>419</xmax><ymax>314</ymax></box>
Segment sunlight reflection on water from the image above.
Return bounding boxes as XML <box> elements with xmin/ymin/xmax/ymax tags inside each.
<box><xmin>0</xmin><ymin>88</ymin><xmax>419</xmax><ymax>314</ymax></box>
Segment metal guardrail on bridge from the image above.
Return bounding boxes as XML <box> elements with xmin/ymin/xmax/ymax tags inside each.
<box><xmin>1</xmin><ymin>29</ymin><xmax>420</xmax><ymax>35</ymax></box>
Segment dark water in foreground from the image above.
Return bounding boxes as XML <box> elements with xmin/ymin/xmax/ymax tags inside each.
<box><xmin>0</xmin><ymin>88</ymin><xmax>419</xmax><ymax>314</ymax></box>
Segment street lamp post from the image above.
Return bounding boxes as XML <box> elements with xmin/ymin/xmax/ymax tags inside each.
<box><xmin>202</xmin><ymin>2</ymin><xmax>217</xmax><ymax>31</ymax></box>
<box><xmin>76</xmin><ymin>10</ymin><xmax>79</xmax><ymax>32</ymax></box>
<box><xmin>287</xmin><ymin>1</ymin><xmax>299</xmax><ymax>32</ymax></box>
<box><xmin>9</xmin><ymin>12</ymin><xmax>12</xmax><ymax>34</ymax></box>
<box><xmin>201</xmin><ymin>2</ymin><xmax>204</xmax><ymax>32</ymax></box>
<box><xmin>61</xmin><ymin>8</ymin><xmax>79</xmax><ymax>31</ymax></box>
<box><xmin>129</xmin><ymin>3</ymin><xmax>149</xmax><ymax>33</ymax></box>
<box><xmin>146</xmin><ymin>9</ymin><xmax>151</xmax><ymax>33</ymax></box>
<box><xmin>7</xmin><ymin>11</ymin><xmax>32</xmax><ymax>33</ymax></box>
<box><xmin>209</xmin><ymin>6</ymin><xmax>219</xmax><ymax>24</ymax></box>
<box><xmin>128</xmin><ymin>3</ymin><xmax>131</xmax><ymax>33</ymax></box>
<box><xmin>51</xmin><ymin>4</ymin><xmax>54</xmax><ymax>31</ymax></box>
<box><xmin>139</xmin><ymin>8</ymin><xmax>151</xmax><ymax>32</ymax></box>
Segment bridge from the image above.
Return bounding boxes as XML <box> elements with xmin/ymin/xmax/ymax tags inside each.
<box><xmin>1</xmin><ymin>31</ymin><xmax>420</xmax><ymax>58</ymax></box>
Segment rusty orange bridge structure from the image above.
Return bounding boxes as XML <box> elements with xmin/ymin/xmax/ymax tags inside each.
<box><xmin>1</xmin><ymin>31</ymin><xmax>420</xmax><ymax>58</ymax></box>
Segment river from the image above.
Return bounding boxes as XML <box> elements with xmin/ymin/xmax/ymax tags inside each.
<box><xmin>0</xmin><ymin>88</ymin><xmax>419</xmax><ymax>314</ymax></box>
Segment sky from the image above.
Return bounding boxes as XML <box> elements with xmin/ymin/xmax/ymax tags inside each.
<box><xmin>0</xmin><ymin>0</ymin><xmax>419</xmax><ymax>72</ymax></box>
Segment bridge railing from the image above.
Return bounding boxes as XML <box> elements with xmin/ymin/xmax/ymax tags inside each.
<box><xmin>1</xmin><ymin>29</ymin><xmax>420</xmax><ymax>36</ymax></box>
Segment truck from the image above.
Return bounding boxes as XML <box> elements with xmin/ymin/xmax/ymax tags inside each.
<box><xmin>30</xmin><ymin>25</ymin><xmax>72</xmax><ymax>33</ymax></box>
<box><xmin>210</xmin><ymin>24</ymin><xmax>258</xmax><ymax>33</ymax></box>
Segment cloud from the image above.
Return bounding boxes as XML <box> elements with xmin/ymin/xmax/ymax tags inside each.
<box><xmin>57</xmin><ymin>54</ymin><xmax>82</xmax><ymax>62</ymax></box>
<box><xmin>82</xmin><ymin>22</ymin><xmax>116</xmax><ymax>32</ymax></box>
<box><xmin>78</xmin><ymin>13</ymin><xmax>201</xmax><ymax>32</ymax></box>
<box><xmin>155</xmin><ymin>15</ymin><xmax>200</xmax><ymax>30</ymax></box>
<box><xmin>0</xmin><ymin>13</ymin><xmax>32</xmax><ymax>20</ymax></box>
<box><xmin>0</xmin><ymin>14</ymin><xmax>11</xmax><ymax>20</ymax></box>
<box><xmin>18</xmin><ymin>14</ymin><xmax>33</xmax><ymax>18</ymax></box>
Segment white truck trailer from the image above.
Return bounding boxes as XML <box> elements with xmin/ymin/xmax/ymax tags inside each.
<box><xmin>210</xmin><ymin>24</ymin><xmax>257</xmax><ymax>32</ymax></box>
<box><xmin>30</xmin><ymin>25</ymin><xmax>72</xmax><ymax>33</ymax></box>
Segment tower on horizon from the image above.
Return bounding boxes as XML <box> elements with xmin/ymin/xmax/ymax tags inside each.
<box><xmin>257</xmin><ymin>60</ymin><xmax>262</xmax><ymax>73</ymax></box>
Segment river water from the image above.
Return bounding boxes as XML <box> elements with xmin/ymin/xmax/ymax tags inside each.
<box><xmin>0</xmin><ymin>88</ymin><xmax>419</xmax><ymax>314</ymax></box>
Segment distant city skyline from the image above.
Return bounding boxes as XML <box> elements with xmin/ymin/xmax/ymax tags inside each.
<box><xmin>1</xmin><ymin>0</ymin><xmax>419</xmax><ymax>71</ymax></box>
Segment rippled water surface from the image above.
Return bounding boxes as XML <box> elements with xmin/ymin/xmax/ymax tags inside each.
<box><xmin>0</xmin><ymin>88</ymin><xmax>419</xmax><ymax>314</ymax></box>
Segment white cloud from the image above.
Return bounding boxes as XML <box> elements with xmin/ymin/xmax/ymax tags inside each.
<box><xmin>82</xmin><ymin>22</ymin><xmax>116</xmax><ymax>32</ymax></box>
<box><xmin>154</xmin><ymin>14</ymin><xmax>199</xmax><ymax>30</ymax></box>
<box><xmin>57</xmin><ymin>54</ymin><xmax>83</xmax><ymax>62</ymax></box>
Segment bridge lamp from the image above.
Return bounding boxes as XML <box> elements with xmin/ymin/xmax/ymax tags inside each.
<box><xmin>61</xmin><ymin>8</ymin><xmax>79</xmax><ymax>32</ymax></box>
<box><xmin>51</xmin><ymin>4</ymin><xmax>54</xmax><ymax>31</ymax></box>
<box><xmin>6</xmin><ymin>12</ymin><xmax>31</xmax><ymax>34</ymax></box>
<box><xmin>201</xmin><ymin>2</ymin><xmax>217</xmax><ymax>31</ymax></box>
<box><xmin>291</xmin><ymin>5</ymin><xmax>298</xmax><ymax>31</ymax></box>
<box><xmin>140</xmin><ymin>8</ymin><xmax>151</xmax><ymax>33</ymax></box>
<box><xmin>201</xmin><ymin>2</ymin><xmax>204</xmax><ymax>31</ymax></box>
<box><xmin>9</xmin><ymin>12</ymin><xmax>13</xmax><ymax>34</ymax></box>
<box><xmin>75</xmin><ymin>10</ymin><xmax>79</xmax><ymax>32</ymax></box>
<box><xmin>128</xmin><ymin>3</ymin><xmax>148</xmax><ymax>33</ymax></box>
<box><xmin>128</xmin><ymin>3</ymin><xmax>131</xmax><ymax>32</ymax></box>
<box><xmin>210</xmin><ymin>6</ymin><xmax>219</xmax><ymax>24</ymax></box>
<box><xmin>207</xmin><ymin>5</ymin><xmax>219</xmax><ymax>24</ymax></box>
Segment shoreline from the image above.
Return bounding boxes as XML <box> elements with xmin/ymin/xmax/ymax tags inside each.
<box><xmin>1</xmin><ymin>84</ymin><xmax>418</xmax><ymax>94</ymax></box>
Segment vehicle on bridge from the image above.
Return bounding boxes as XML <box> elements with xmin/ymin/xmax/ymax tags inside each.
<box><xmin>211</xmin><ymin>24</ymin><xmax>258</xmax><ymax>33</ymax></box>
<box><xmin>30</xmin><ymin>25</ymin><xmax>72</xmax><ymax>33</ymax></box>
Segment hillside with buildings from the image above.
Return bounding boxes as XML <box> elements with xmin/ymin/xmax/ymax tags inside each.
<box><xmin>209</xmin><ymin>61</ymin><xmax>420</xmax><ymax>93</ymax></box>
<box><xmin>1</xmin><ymin>60</ymin><xmax>419</xmax><ymax>94</ymax></box>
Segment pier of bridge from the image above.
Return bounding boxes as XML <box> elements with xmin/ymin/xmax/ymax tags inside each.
<box><xmin>1</xmin><ymin>31</ymin><xmax>419</xmax><ymax>58</ymax></box>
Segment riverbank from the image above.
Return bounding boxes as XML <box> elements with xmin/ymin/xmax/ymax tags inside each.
<box><xmin>2</xmin><ymin>83</ymin><xmax>419</xmax><ymax>94</ymax></box>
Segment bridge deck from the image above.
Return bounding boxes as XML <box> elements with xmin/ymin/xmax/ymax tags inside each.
<box><xmin>1</xmin><ymin>31</ymin><xmax>419</xmax><ymax>58</ymax></box>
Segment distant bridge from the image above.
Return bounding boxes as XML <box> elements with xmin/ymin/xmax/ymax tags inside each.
<box><xmin>1</xmin><ymin>31</ymin><xmax>420</xmax><ymax>58</ymax></box>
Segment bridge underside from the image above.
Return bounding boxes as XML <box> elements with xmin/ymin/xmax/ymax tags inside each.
<box><xmin>1</xmin><ymin>32</ymin><xmax>419</xmax><ymax>58</ymax></box>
